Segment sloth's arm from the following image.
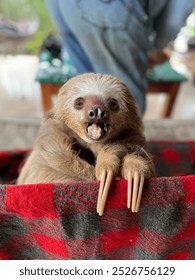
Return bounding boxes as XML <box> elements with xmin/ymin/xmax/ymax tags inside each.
<box><xmin>95</xmin><ymin>142</ymin><xmax>155</xmax><ymax>216</ymax></box>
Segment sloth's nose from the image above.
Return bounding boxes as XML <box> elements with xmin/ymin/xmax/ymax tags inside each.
<box><xmin>88</xmin><ymin>106</ymin><xmax>107</xmax><ymax>120</ymax></box>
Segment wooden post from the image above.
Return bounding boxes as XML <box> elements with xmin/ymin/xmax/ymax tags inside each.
<box><xmin>40</xmin><ymin>83</ymin><xmax>62</xmax><ymax>112</ymax></box>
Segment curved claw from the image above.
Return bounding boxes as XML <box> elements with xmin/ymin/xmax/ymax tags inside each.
<box><xmin>127</xmin><ymin>172</ymin><xmax>145</xmax><ymax>213</ymax></box>
<box><xmin>131</xmin><ymin>171</ymin><xmax>139</xmax><ymax>212</ymax></box>
<box><xmin>127</xmin><ymin>172</ymin><xmax>132</xmax><ymax>209</ymax></box>
<box><xmin>135</xmin><ymin>175</ymin><xmax>144</xmax><ymax>212</ymax></box>
<box><xmin>97</xmin><ymin>170</ymin><xmax>106</xmax><ymax>213</ymax></box>
<box><xmin>97</xmin><ymin>170</ymin><xmax>113</xmax><ymax>216</ymax></box>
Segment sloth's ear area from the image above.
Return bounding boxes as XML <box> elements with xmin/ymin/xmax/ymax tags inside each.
<box><xmin>58</xmin><ymin>83</ymin><xmax>69</xmax><ymax>97</ymax></box>
<box><xmin>55</xmin><ymin>82</ymin><xmax>77</xmax><ymax>112</ymax></box>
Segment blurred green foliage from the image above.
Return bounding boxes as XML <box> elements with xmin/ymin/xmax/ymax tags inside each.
<box><xmin>0</xmin><ymin>0</ymin><xmax>56</xmax><ymax>54</ymax></box>
<box><xmin>24</xmin><ymin>0</ymin><xmax>56</xmax><ymax>54</ymax></box>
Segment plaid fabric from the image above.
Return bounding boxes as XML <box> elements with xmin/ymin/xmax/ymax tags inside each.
<box><xmin>0</xmin><ymin>141</ymin><xmax>195</xmax><ymax>184</ymax></box>
<box><xmin>148</xmin><ymin>141</ymin><xmax>195</xmax><ymax>176</ymax></box>
<box><xmin>0</xmin><ymin>149</ymin><xmax>30</xmax><ymax>184</ymax></box>
<box><xmin>0</xmin><ymin>141</ymin><xmax>194</xmax><ymax>260</ymax></box>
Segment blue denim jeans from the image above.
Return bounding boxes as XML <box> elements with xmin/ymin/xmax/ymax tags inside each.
<box><xmin>45</xmin><ymin>0</ymin><xmax>195</xmax><ymax>114</ymax></box>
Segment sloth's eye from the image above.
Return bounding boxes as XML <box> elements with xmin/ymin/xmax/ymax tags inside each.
<box><xmin>74</xmin><ymin>97</ymin><xmax>85</xmax><ymax>110</ymax></box>
<box><xmin>109</xmin><ymin>98</ymin><xmax>119</xmax><ymax>111</ymax></box>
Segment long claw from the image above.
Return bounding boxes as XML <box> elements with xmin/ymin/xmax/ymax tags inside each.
<box><xmin>98</xmin><ymin>170</ymin><xmax>113</xmax><ymax>216</ymax></box>
<box><xmin>97</xmin><ymin>170</ymin><xmax>106</xmax><ymax>213</ymax></box>
<box><xmin>131</xmin><ymin>171</ymin><xmax>139</xmax><ymax>212</ymax></box>
<box><xmin>135</xmin><ymin>175</ymin><xmax>144</xmax><ymax>213</ymax></box>
<box><xmin>127</xmin><ymin>172</ymin><xmax>132</xmax><ymax>209</ymax></box>
<box><xmin>97</xmin><ymin>169</ymin><xmax>144</xmax><ymax>215</ymax></box>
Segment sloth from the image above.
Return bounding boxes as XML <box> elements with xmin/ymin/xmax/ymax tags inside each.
<box><xmin>17</xmin><ymin>73</ymin><xmax>155</xmax><ymax>215</ymax></box>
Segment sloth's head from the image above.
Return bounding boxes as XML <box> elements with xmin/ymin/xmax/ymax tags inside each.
<box><xmin>55</xmin><ymin>73</ymin><xmax>143</xmax><ymax>143</ymax></box>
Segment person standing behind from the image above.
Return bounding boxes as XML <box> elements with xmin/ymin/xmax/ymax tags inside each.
<box><xmin>45</xmin><ymin>0</ymin><xmax>195</xmax><ymax>114</ymax></box>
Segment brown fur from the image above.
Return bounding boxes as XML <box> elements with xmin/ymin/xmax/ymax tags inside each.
<box><xmin>17</xmin><ymin>73</ymin><xmax>155</xmax><ymax>185</ymax></box>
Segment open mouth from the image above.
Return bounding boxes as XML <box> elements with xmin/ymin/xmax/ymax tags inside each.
<box><xmin>85</xmin><ymin>122</ymin><xmax>108</xmax><ymax>140</ymax></box>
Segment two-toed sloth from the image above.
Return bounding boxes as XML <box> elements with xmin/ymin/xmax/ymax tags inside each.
<box><xmin>17</xmin><ymin>73</ymin><xmax>155</xmax><ymax>215</ymax></box>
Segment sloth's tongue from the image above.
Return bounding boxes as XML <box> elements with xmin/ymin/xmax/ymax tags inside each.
<box><xmin>87</xmin><ymin>123</ymin><xmax>103</xmax><ymax>140</ymax></box>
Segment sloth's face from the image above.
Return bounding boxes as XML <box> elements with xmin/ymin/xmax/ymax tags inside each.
<box><xmin>55</xmin><ymin>73</ymin><xmax>140</xmax><ymax>144</ymax></box>
<box><xmin>74</xmin><ymin>94</ymin><xmax>120</xmax><ymax>142</ymax></box>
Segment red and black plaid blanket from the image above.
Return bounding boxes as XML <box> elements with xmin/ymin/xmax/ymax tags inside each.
<box><xmin>0</xmin><ymin>141</ymin><xmax>195</xmax><ymax>260</ymax></box>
